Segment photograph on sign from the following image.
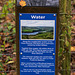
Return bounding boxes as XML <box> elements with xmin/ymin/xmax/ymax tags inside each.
<box><xmin>17</xmin><ymin>0</ymin><xmax>59</xmax><ymax>7</ymax></box>
<box><xmin>21</xmin><ymin>20</ymin><xmax>55</xmax><ymax>40</ymax></box>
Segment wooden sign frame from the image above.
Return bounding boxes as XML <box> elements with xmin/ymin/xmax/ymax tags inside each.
<box><xmin>16</xmin><ymin>1</ymin><xmax>59</xmax><ymax>75</ymax></box>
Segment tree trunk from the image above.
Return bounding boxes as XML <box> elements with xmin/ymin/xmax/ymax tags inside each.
<box><xmin>59</xmin><ymin>0</ymin><xmax>71</xmax><ymax>75</ymax></box>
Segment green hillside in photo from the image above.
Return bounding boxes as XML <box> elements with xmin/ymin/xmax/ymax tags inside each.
<box><xmin>22</xmin><ymin>26</ymin><xmax>54</xmax><ymax>39</ymax></box>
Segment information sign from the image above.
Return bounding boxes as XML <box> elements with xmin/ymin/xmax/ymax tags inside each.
<box><xmin>19</xmin><ymin>13</ymin><xmax>57</xmax><ymax>75</ymax></box>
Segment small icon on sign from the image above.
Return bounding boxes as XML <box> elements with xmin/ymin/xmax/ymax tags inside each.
<box><xmin>19</xmin><ymin>0</ymin><xmax>26</xmax><ymax>7</ymax></box>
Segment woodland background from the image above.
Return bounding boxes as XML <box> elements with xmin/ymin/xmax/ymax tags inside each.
<box><xmin>0</xmin><ymin>0</ymin><xmax>75</xmax><ymax>75</ymax></box>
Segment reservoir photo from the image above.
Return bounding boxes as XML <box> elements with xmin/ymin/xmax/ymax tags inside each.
<box><xmin>21</xmin><ymin>20</ymin><xmax>55</xmax><ymax>39</ymax></box>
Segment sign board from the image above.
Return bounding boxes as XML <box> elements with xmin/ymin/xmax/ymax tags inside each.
<box><xmin>19</xmin><ymin>13</ymin><xmax>57</xmax><ymax>75</ymax></box>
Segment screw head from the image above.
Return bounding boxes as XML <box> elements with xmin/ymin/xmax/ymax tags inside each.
<box><xmin>20</xmin><ymin>14</ymin><xmax>22</xmax><ymax>16</ymax></box>
<box><xmin>20</xmin><ymin>52</ymin><xmax>22</xmax><ymax>55</ymax></box>
<box><xmin>54</xmin><ymin>14</ymin><xmax>56</xmax><ymax>16</ymax></box>
<box><xmin>53</xmin><ymin>53</ymin><xmax>55</xmax><ymax>55</ymax></box>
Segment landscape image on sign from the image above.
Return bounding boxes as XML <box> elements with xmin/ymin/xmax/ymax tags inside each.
<box><xmin>21</xmin><ymin>20</ymin><xmax>55</xmax><ymax>39</ymax></box>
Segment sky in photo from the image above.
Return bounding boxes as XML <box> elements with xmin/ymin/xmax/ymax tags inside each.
<box><xmin>21</xmin><ymin>20</ymin><xmax>55</xmax><ymax>27</ymax></box>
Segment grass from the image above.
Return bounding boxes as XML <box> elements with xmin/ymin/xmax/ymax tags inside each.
<box><xmin>22</xmin><ymin>29</ymin><xmax>33</xmax><ymax>33</ymax></box>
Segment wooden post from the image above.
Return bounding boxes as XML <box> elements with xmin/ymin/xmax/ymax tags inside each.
<box><xmin>16</xmin><ymin>0</ymin><xmax>59</xmax><ymax>75</ymax></box>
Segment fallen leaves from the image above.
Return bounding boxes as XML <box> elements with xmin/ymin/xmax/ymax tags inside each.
<box><xmin>0</xmin><ymin>1</ymin><xmax>16</xmax><ymax>74</ymax></box>
<box><xmin>0</xmin><ymin>6</ymin><xmax>2</xmax><ymax>10</ymax></box>
<box><xmin>72</xmin><ymin>16</ymin><xmax>75</xmax><ymax>20</ymax></box>
<box><xmin>5</xmin><ymin>43</ymin><xmax>10</xmax><ymax>48</ymax></box>
<box><xmin>7</xmin><ymin>61</ymin><xmax>14</xmax><ymax>64</ymax></box>
<box><xmin>71</xmin><ymin>46</ymin><xmax>75</xmax><ymax>51</ymax></box>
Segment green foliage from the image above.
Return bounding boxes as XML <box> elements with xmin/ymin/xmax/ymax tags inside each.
<box><xmin>5</xmin><ymin>56</ymin><xmax>12</xmax><ymax>63</ymax></box>
<box><xmin>22</xmin><ymin>32</ymin><xmax>53</xmax><ymax>39</ymax></box>
<box><xmin>22</xmin><ymin>29</ymin><xmax>33</xmax><ymax>33</ymax></box>
<box><xmin>65</xmin><ymin>41</ymin><xmax>69</xmax><ymax>47</ymax></box>
<box><xmin>1</xmin><ymin>0</ymin><xmax>15</xmax><ymax>18</ymax></box>
<box><xmin>8</xmin><ymin>26</ymin><xmax>12</xmax><ymax>30</ymax></box>
<box><xmin>0</xmin><ymin>62</ymin><xmax>4</xmax><ymax>72</ymax></box>
<box><xmin>13</xmin><ymin>28</ymin><xmax>16</xmax><ymax>34</ymax></box>
<box><xmin>1</xmin><ymin>41</ymin><xmax>5</xmax><ymax>51</ymax></box>
<box><xmin>0</xmin><ymin>0</ymin><xmax>16</xmax><ymax>74</ymax></box>
<box><xmin>59</xmin><ymin>0</ymin><xmax>71</xmax><ymax>75</ymax></box>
